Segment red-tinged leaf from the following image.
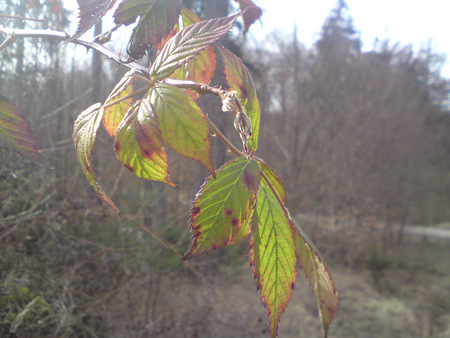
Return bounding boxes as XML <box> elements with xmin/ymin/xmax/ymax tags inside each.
<box><xmin>149</xmin><ymin>82</ymin><xmax>214</xmax><ymax>176</ymax></box>
<box><xmin>114</xmin><ymin>99</ymin><xmax>174</xmax><ymax>186</ymax></box>
<box><xmin>259</xmin><ymin>161</ymin><xmax>286</xmax><ymax>204</ymax></box>
<box><xmin>235</xmin><ymin>0</ymin><xmax>262</xmax><ymax>33</ymax></box>
<box><xmin>170</xmin><ymin>46</ymin><xmax>216</xmax><ymax>100</ymax></box>
<box><xmin>250</xmin><ymin>186</ymin><xmax>297</xmax><ymax>338</ymax></box>
<box><xmin>181</xmin><ymin>157</ymin><xmax>260</xmax><ymax>260</ymax></box>
<box><xmin>103</xmin><ymin>79</ymin><xmax>134</xmax><ymax>137</ymax></box>
<box><xmin>219</xmin><ymin>46</ymin><xmax>260</xmax><ymax>151</ymax></box>
<box><xmin>73</xmin><ymin>103</ymin><xmax>120</xmax><ymax>215</ymax></box>
<box><xmin>70</xmin><ymin>0</ymin><xmax>117</xmax><ymax>40</ymax></box>
<box><xmin>169</xmin><ymin>8</ymin><xmax>217</xmax><ymax>99</ymax></box>
<box><xmin>289</xmin><ymin>215</ymin><xmax>339</xmax><ymax>338</ymax></box>
<box><xmin>149</xmin><ymin>13</ymin><xmax>240</xmax><ymax>80</ymax></box>
<box><xmin>227</xmin><ymin>207</ymin><xmax>253</xmax><ymax>246</ymax></box>
<box><xmin>114</xmin><ymin>0</ymin><xmax>182</xmax><ymax>59</ymax></box>
<box><xmin>0</xmin><ymin>94</ymin><xmax>44</xmax><ymax>166</ymax></box>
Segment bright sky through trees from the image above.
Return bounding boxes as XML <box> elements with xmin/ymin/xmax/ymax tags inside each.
<box><xmin>63</xmin><ymin>0</ymin><xmax>450</xmax><ymax>78</ymax></box>
<box><xmin>251</xmin><ymin>0</ymin><xmax>450</xmax><ymax>77</ymax></box>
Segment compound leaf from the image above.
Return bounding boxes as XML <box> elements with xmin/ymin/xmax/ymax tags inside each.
<box><xmin>114</xmin><ymin>99</ymin><xmax>173</xmax><ymax>185</ymax></box>
<box><xmin>219</xmin><ymin>46</ymin><xmax>260</xmax><ymax>151</ymax></box>
<box><xmin>181</xmin><ymin>157</ymin><xmax>260</xmax><ymax>260</ymax></box>
<box><xmin>149</xmin><ymin>12</ymin><xmax>239</xmax><ymax>80</ymax></box>
<box><xmin>149</xmin><ymin>82</ymin><xmax>214</xmax><ymax>176</ymax></box>
<box><xmin>71</xmin><ymin>0</ymin><xmax>117</xmax><ymax>40</ymax></box>
<box><xmin>73</xmin><ymin>103</ymin><xmax>119</xmax><ymax>215</ymax></box>
<box><xmin>251</xmin><ymin>186</ymin><xmax>297</xmax><ymax>338</ymax></box>
<box><xmin>290</xmin><ymin>216</ymin><xmax>339</xmax><ymax>338</ymax></box>
<box><xmin>0</xmin><ymin>94</ymin><xmax>44</xmax><ymax>166</ymax></box>
<box><xmin>114</xmin><ymin>0</ymin><xmax>182</xmax><ymax>59</ymax></box>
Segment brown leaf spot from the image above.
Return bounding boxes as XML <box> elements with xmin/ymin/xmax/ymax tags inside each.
<box><xmin>242</xmin><ymin>168</ymin><xmax>256</xmax><ymax>191</ymax></box>
<box><xmin>191</xmin><ymin>206</ymin><xmax>201</xmax><ymax>216</ymax></box>
<box><xmin>225</xmin><ymin>209</ymin><xmax>233</xmax><ymax>217</ymax></box>
<box><xmin>231</xmin><ymin>218</ymin><xmax>239</xmax><ymax>226</ymax></box>
<box><xmin>141</xmin><ymin>148</ymin><xmax>153</xmax><ymax>159</ymax></box>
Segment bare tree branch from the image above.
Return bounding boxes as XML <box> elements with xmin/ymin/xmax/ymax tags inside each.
<box><xmin>0</xmin><ymin>25</ymin><xmax>149</xmax><ymax>75</ymax></box>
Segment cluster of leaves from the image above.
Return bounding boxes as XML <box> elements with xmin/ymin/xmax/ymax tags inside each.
<box><xmin>0</xmin><ymin>0</ymin><xmax>338</xmax><ymax>336</ymax></box>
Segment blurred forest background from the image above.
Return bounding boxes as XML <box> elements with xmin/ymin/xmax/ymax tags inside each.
<box><xmin>1</xmin><ymin>0</ymin><xmax>449</xmax><ymax>336</ymax></box>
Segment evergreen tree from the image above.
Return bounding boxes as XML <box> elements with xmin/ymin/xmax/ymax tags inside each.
<box><xmin>315</xmin><ymin>0</ymin><xmax>361</xmax><ymax>57</ymax></box>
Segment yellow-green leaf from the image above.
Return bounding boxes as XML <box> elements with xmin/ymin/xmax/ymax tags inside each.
<box><xmin>149</xmin><ymin>82</ymin><xmax>215</xmax><ymax>176</ymax></box>
<box><xmin>115</xmin><ymin>99</ymin><xmax>174</xmax><ymax>186</ymax></box>
<box><xmin>73</xmin><ymin>103</ymin><xmax>120</xmax><ymax>215</ymax></box>
<box><xmin>181</xmin><ymin>157</ymin><xmax>260</xmax><ymax>260</ymax></box>
<box><xmin>104</xmin><ymin>83</ymin><xmax>134</xmax><ymax>137</ymax></box>
<box><xmin>251</xmin><ymin>186</ymin><xmax>297</xmax><ymax>338</ymax></box>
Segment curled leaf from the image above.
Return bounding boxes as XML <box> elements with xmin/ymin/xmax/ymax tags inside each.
<box><xmin>289</xmin><ymin>216</ymin><xmax>339</xmax><ymax>337</ymax></box>
<box><xmin>219</xmin><ymin>46</ymin><xmax>260</xmax><ymax>151</ymax></box>
<box><xmin>73</xmin><ymin>103</ymin><xmax>120</xmax><ymax>215</ymax></box>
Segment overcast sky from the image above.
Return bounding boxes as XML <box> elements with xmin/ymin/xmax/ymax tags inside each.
<box><xmin>251</xmin><ymin>0</ymin><xmax>450</xmax><ymax>77</ymax></box>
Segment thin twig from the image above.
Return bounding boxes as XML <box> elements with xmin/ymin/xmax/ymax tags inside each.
<box><xmin>205</xmin><ymin>116</ymin><xmax>244</xmax><ymax>157</ymax></box>
<box><xmin>0</xmin><ymin>25</ymin><xmax>149</xmax><ymax>75</ymax></box>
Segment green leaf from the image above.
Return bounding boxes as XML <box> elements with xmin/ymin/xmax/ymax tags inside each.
<box><xmin>259</xmin><ymin>161</ymin><xmax>286</xmax><ymax>204</ymax></box>
<box><xmin>290</xmin><ymin>216</ymin><xmax>339</xmax><ymax>338</ymax></box>
<box><xmin>73</xmin><ymin>103</ymin><xmax>120</xmax><ymax>215</ymax></box>
<box><xmin>181</xmin><ymin>157</ymin><xmax>260</xmax><ymax>260</ymax></box>
<box><xmin>114</xmin><ymin>0</ymin><xmax>182</xmax><ymax>59</ymax></box>
<box><xmin>149</xmin><ymin>12</ymin><xmax>240</xmax><ymax>80</ymax></box>
<box><xmin>0</xmin><ymin>94</ymin><xmax>44</xmax><ymax>166</ymax></box>
<box><xmin>219</xmin><ymin>46</ymin><xmax>260</xmax><ymax>151</ymax></box>
<box><xmin>251</xmin><ymin>186</ymin><xmax>297</xmax><ymax>338</ymax></box>
<box><xmin>149</xmin><ymin>82</ymin><xmax>214</xmax><ymax>176</ymax></box>
<box><xmin>114</xmin><ymin>99</ymin><xmax>174</xmax><ymax>186</ymax></box>
<box><xmin>103</xmin><ymin>82</ymin><xmax>134</xmax><ymax>137</ymax></box>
